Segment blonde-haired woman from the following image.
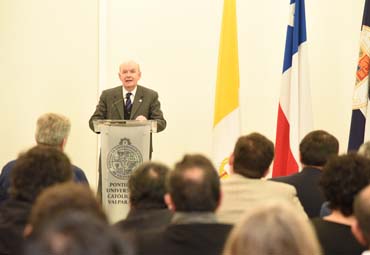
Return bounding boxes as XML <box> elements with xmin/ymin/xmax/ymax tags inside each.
<box><xmin>223</xmin><ymin>202</ymin><xmax>321</xmax><ymax>255</ymax></box>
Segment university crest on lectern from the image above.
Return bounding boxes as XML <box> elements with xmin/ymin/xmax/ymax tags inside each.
<box><xmin>107</xmin><ymin>138</ymin><xmax>143</xmax><ymax>180</ymax></box>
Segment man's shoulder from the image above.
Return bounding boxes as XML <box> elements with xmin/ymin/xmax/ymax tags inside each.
<box><xmin>222</xmin><ymin>174</ymin><xmax>296</xmax><ymax>194</ymax></box>
<box><xmin>273</xmin><ymin>168</ymin><xmax>322</xmax><ymax>184</ymax></box>
<box><xmin>71</xmin><ymin>165</ymin><xmax>89</xmax><ymax>184</ymax></box>
<box><xmin>270</xmin><ymin>172</ymin><xmax>301</xmax><ymax>185</ymax></box>
<box><xmin>137</xmin><ymin>85</ymin><xmax>157</xmax><ymax>94</ymax></box>
<box><xmin>265</xmin><ymin>179</ymin><xmax>297</xmax><ymax>192</ymax></box>
<box><xmin>0</xmin><ymin>160</ymin><xmax>17</xmax><ymax>179</ymax></box>
<box><xmin>101</xmin><ymin>86</ymin><xmax>122</xmax><ymax>96</ymax></box>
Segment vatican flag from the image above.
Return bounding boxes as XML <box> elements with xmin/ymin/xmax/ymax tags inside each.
<box><xmin>212</xmin><ymin>0</ymin><xmax>241</xmax><ymax>178</ymax></box>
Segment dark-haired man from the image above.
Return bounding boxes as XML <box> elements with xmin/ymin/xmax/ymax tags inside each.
<box><xmin>0</xmin><ymin>146</ymin><xmax>73</xmax><ymax>255</ymax></box>
<box><xmin>136</xmin><ymin>154</ymin><xmax>232</xmax><ymax>255</ymax></box>
<box><xmin>114</xmin><ymin>162</ymin><xmax>172</xmax><ymax>234</ymax></box>
<box><xmin>271</xmin><ymin>130</ymin><xmax>339</xmax><ymax>217</ymax></box>
<box><xmin>217</xmin><ymin>132</ymin><xmax>306</xmax><ymax>224</ymax></box>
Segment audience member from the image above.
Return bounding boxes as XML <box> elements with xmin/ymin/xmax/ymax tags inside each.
<box><xmin>311</xmin><ymin>153</ymin><xmax>370</xmax><ymax>255</ymax></box>
<box><xmin>0</xmin><ymin>113</ymin><xmax>88</xmax><ymax>203</ymax></box>
<box><xmin>271</xmin><ymin>130</ymin><xmax>339</xmax><ymax>218</ymax></box>
<box><xmin>25</xmin><ymin>182</ymin><xmax>107</xmax><ymax>237</ymax></box>
<box><xmin>0</xmin><ymin>145</ymin><xmax>73</xmax><ymax>255</ymax></box>
<box><xmin>358</xmin><ymin>141</ymin><xmax>370</xmax><ymax>158</ymax></box>
<box><xmin>24</xmin><ymin>211</ymin><xmax>133</xmax><ymax>255</ymax></box>
<box><xmin>223</xmin><ymin>202</ymin><xmax>321</xmax><ymax>255</ymax></box>
<box><xmin>321</xmin><ymin>140</ymin><xmax>370</xmax><ymax>217</ymax></box>
<box><xmin>114</xmin><ymin>162</ymin><xmax>172</xmax><ymax>235</ymax></box>
<box><xmin>217</xmin><ymin>132</ymin><xmax>306</xmax><ymax>224</ymax></box>
<box><xmin>136</xmin><ymin>154</ymin><xmax>232</xmax><ymax>255</ymax></box>
<box><xmin>352</xmin><ymin>185</ymin><xmax>370</xmax><ymax>254</ymax></box>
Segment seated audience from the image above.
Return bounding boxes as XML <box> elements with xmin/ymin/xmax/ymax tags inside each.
<box><xmin>24</xmin><ymin>211</ymin><xmax>133</xmax><ymax>255</ymax></box>
<box><xmin>352</xmin><ymin>184</ymin><xmax>370</xmax><ymax>254</ymax></box>
<box><xmin>25</xmin><ymin>182</ymin><xmax>107</xmax><ymax>237</ymax></box>
<box><xmin>0</xmin><ymin>112</ymin><xmax>88</xmax><ymax>203</ymax></box>
<box><xmin>271</xmin><ymin>130</ymin><xmax>339</xmax><ymax>218</ymax></box>
<box><xmin>223</xmin><ymin>202</ymin><xmax>321</xmax><ymax>255</ymax></box>
<box><xmin>217</xmin><ymin>132</ymin><xmax>306</xmax><ymax>224</ymax></box>
<box><xmin>320</xmin><ymin>141</ymin><xmax>370</xmax><ymax>217</ymax></box>
<box><xmin>136</xmin><ymin>154</ymin><xmax>232</xmax><ymax>255</ymax></box>
<box><xmin>114</xmin><ymin>162</ymin><xmax>172</xmax><ymax>235</ymax></box>
<box><xmin>311</xmin><ymin>154</ymin><xmax>370</xmax><ymax>255</ymax></box>
<box><xmin>0</xmin><ymin>145</ymin><xmax>73</xmax><ymax>255</ymax></box>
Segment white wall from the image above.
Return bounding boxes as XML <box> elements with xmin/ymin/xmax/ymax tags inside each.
<box><xmin>0</xmin><ymin>0</ymin><xmax>99</xmax><ymax>187</ymax></box>
<box><xmin>0</xmin><ymin>0</ymin><xmax>366</xmax><ymax>189</ymax></box>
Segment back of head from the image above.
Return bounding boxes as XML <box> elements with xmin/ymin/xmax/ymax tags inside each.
<box><xmin>321</xmin><ymin>153</ymin><xmax>370</xmax><ymax>216</ymax></box>
<box><xmin>223</xmin><ymin>203</ymin><xmax>321</xmax><ymax>255</ymax></box>
<box><xmin>128</xmin><ymin>162</ymin><xmax>170</xmax><ymax>209</ymax></box>
<box><xmin>167</xmin><ymin>154</ymin><xmax>220</xmax><ymax>212</ymax></box>
<box><xmin>354</xmin><ymin>185</ymin><xmax>370</xmax><ymax>245</ymax></box>
<box><xmin>10</xmin><ymin>145</ymin><xmax>73</xmax><ymax>202</ymax></box>
<box><xmin>25</xmin><ymin>211</ymin><xmax>132</xmax><ymax>255</ymax></box>
<box><xmin>29</xmin><ymin>182</ymin><xmax>107</xmax><ymax>235</ymax></box>
<box><xmin>358</xmin><ymin>141</ymin><xmax>370</xmax><ymax>159</ymax></box>
<box><xmin>233</xmin><ymin>133</ymin><xmax>274</xmax><ymax>178</ymax></box>
<box><xmin>299</xmin><ymin>130</ymin><xmax>339</xmax><ymax>167</ymax></box>
<box><xmin>35</xmin><ymin>113</ymin><xmax>71</xmax><ymax>147</ymax></box>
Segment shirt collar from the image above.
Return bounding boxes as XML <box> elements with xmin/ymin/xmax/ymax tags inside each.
<box><xmin>171</xmin><ymin>212</ymin><xmax>217</xmax><ymax>225</ymax></box>
<box><xmin>122</xmin><ymin>86</ymin><xmax>137</xmax><ymax>98</ymax></box>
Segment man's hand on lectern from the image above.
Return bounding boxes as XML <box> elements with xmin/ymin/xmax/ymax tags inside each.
<box><xmin>136</xmin><ymin>115</ymin><xmax>147</xmax><ymax>121</ymax></box>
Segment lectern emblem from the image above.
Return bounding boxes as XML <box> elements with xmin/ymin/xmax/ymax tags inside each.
<box><xmin>107</xmin><ymin>138</ymin><xmax>143</xmax><ymax>180</ymax></box>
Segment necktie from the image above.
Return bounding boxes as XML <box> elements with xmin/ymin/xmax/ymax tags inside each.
<box><xmin>125</xmin><ymin>92</ymin><xmax>132</xmax><ymax>114</ymax></box>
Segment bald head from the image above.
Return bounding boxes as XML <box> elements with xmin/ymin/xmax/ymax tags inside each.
<box><xmin>183</xmin><ymin>167</ymin><xmax>205</xmax><ymax>182</ymax></box>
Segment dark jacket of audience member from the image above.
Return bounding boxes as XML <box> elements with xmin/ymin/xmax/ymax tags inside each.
<box><xmin>271</xmin><ymin>130</ymin><xmax>339</xmax><ymax>218</ymax></box>
<box><xmin>0</xmin><ymin>146</ymin><xmax>73</xmax><ymax>255</ymax></box>
<box><xmin>311</xmin><ymin>154</ymin><xmax>370</xmax><ymax>255</ymax></box>
<box><xmin>114</xmin><ymin>162</ymin><xmax>172</xmax><ymax>236</ymax></box>
<box><xmin>136</xmin><ymin>154</ymin><xmax>232</xmax><ymax>255</ymax></box>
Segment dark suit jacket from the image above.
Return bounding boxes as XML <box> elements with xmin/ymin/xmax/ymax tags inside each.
<box><xmin>136</xmin><ymin>223</ymin><xmax>232</xmax><ymax>255</ymax></box>
<box><xmin>311</xmin><ymin>218</ymin><xmax>366</xmax><ymax>255</ymax></box>
<box><xmin>271</xmin><ymin>167</ymin><xmax>325</xmax><ymax>218</ymax></box>
<box><xmin>114</xmin><ymin>208</ymin><xmax>173</xmax><ymax>234</ymax></box>
<box><xmin>89</xmin><ymin>85</ymin><xmax>166</xmax><ymax>132</ymax></box>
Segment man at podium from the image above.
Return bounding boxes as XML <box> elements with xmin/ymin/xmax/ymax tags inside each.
<box><xmin>89</xmin><ymin>60</ymin><xmax>166</xmax><ymax>133</ymax></box>
<box><xmin>89</xmin><ymin>61</ymin><xmax>166</xmax><ymax>200</ymax></box>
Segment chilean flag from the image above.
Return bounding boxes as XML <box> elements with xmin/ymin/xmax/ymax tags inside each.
<box><xmin>272</xmin><ymin>0</ymin><xmax>313</xmax><ymax>177</ymax></box>
<box><xmin>348</xmin><ymin>0</ymin><xmax>370</xmax><ymax>152</ymax></box>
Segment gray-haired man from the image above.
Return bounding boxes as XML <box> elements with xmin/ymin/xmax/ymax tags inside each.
<box><xmin>0</xmin><ymin>113</ymin><xmax>89</xmax><ymax>203</ymax></box>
